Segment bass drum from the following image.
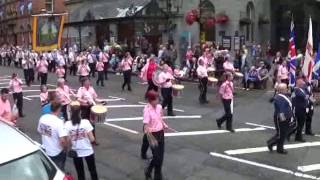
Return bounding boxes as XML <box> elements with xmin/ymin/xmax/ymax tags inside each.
<box><xmin>152</xmin><ymin>69</ymin><xmax>163</xmax><ymax>87</ymax></box>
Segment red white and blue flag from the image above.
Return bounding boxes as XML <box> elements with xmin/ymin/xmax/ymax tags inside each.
<box><xmin>302</xmin><ymin>17</ymin><xmax>314</xmax><ymax>82</ymax></box>
<box><xmin>289</xmin><ymin>18</ymin><xmax>297</xmax><ymax>87</ymax></box>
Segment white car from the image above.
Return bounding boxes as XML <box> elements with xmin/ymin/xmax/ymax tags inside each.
<box><xmin>0</xmin><ymin>121</ymin><xmax>67</xmax><ymax>180</ymax></box>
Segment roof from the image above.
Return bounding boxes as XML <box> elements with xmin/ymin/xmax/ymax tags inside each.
<box><xmin>0</xmin><ymin>121</ymin><xmax>39</xmax><ymax>164</ymax></box>
<box><xmin>69</xmin><ymin>0</ymin><xmax>151</xmax><ymax>23</ymax></box>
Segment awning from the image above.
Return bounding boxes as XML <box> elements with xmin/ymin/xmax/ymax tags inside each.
<box><xmin>68</xmin><ymin>0</ymin><xmax>151</xmax><ymax>23</ymax></box>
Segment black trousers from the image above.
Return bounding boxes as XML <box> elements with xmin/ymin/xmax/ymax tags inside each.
<box><xmin>199</xmin><ymin>77</ymin><xmax>208</xmax><ymax>103</ymax></box>
<box><xmin>122</xmin><ymin>70</ymin><xmax>132</xmax><ymax>90</ymax></box>
<box><xmin>49</xmin><ymin>61</ymin><xmax>56</xmax><ymax>72</ymax></box>
<box><xmin>141</xmin><ymin>133</ymin><xmax>149</xmax><ymax>157</ymax></box>
<box><xmin>89</xmin><ymin>63</ymin><xmax>96</xmax><ymax>78</ymax></box>
<box><xmin>161</xmin><ymin>87</ymin><xmax>173</xmax><ymax>114</ymax></box>
<box><xmin>305</xmin><ymin>107</ymin><xmax>314</xmax><ymax>134</ymax></box>
<box><xmin>13</xmin><ymin>92</ymin><xmax>23</xmax><ymax>116</ymax></box>
<box><xmin>0</xmin><ymin>56</ymin><xmax>2</xmax><ymax>65</ymax></box>
<box><xmin>79</xmin><ymin>75</ymin><xmax>88</xmax><ymax>85</ymax></box>
<box><xmin>294</xmin><ymin>110</ymin><xmax>306</xmax><ymax>140</ymax></box>
<box><xmin>70</xmin><ymin>63</ymin><xmax>77</xmax><ymax>76</ymax></box>
<box><xmin>40</xmin><ymin>73</ymin><xmax>48</xmax><ymax>85</ymax></box>
<box><xmin>146</xmin><ymin>130</ymin><xmax>165</xmax><ymax>180</ymax></box>
<box><xmin>23</xmin><ymin>69</ymin><xmax>30</xmax><ymax>85</ymax></box>
<box><xmin>61</xmin><ymin>104</ymin><xmax>68</xmax><ymax>121</ymax></box>
<box><xmin>73</xmin><ymin>154</ymin><xmax>98</xmax><ymax>180</ymax></box>
<box><xmin>96</xmin><ymin>71</ymin><xmax>104</xmax><ymax>86</ymax></box>
<box><xmin>103</xmin><ymin>62</ymin><xmax>109</xmax><ymax>79</ymax></box>
<box><xmin>49</xmin><ymin>151</ymin><xmax>66</xmax><ymax>171</ymax></box>
<box><xmin>217</xmin><ymin>99</ymin><xmax>233</xmax><ymax>130</ymax></box>
<box><xmin>267</xmin><ymin>118</ymin><xmax>289</xmax><ymax>152</ymax></box>
<box><xmin>145</xmin><ymin>80</ymin><xmax>158</xmax><ymax>98</ymax></box>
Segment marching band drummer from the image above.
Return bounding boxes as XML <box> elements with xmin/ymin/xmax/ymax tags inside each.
<box><xmin>223</xmin><ymin>54</ymin><xmax>235</xmax><ymax>73</ymax></box>
<box><xmin>9</xmin><ymin>73</ymin><xmax>24</xmax><ymax>117</ymax></box>
<box><xmin>158</xmin><ymin>64</ymin><xmax>175</xmax><ymax>116</ymax></box>
<box><xmin>56</xmin><ymin>64</ymin><xmax>66</xmax><ymax>79</ymax></box>
<box><xmin>0</xmin><ymin>88</ymin><xmax>17</xmax><ymax>126</ymax></box>
<box><xmin>216</xmin><ymin>72</ymin><xmax>235</xmax><ymax>132</ymax></box>
<box><xmin>56</xmin><ymin>78</ymin><xmax>75</xmax><ymax>121</ymax></box>
<box><xmin>120</xmin><ymin>52</ymin><xmax>133</xmax><ymax>91</ymax></box>
<box><xmin>197</xmin><ymin>60</ymin><xmax>209</xmax><ymax>104</ymax></box>
<box><xmin>36</xmin><ymin>55</ymin><xmax>49</xmax><ymax>85</ymax></box>
<box><xmin>40</xmin><ymin>85</ymin><xmax>49</xmax><ymax>106</ymax></box>
<box><xmin>77</xmin><ymin>57</ymin><xmax>90</xmax><ymax>84</ymax></box>
<box><xmin>77</xmin><ymin>77</ymin><xmax>99</xmax><ymax>145</ymax></box>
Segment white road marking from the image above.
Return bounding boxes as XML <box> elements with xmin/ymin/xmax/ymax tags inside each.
<box><xmin>106</xmin><ymin>104</ymin><xmax>145</xmax><ymax>108</ymax></box>
<box><xmin>165</xmin><ymin>127</ymin><xmax>266</xmax><ymax>137</ymax></box>
<box><xmin>103</xmin><ymin>122</ymin><xmax>139</xmax><ymax>134</ymax></box>
<box><xmin>225</xmin><ymin>141</ymin><xmax>320</xmax><ymax>155</ymax></box>
<box><xmin>0</xmin><ymin>82</ymin><xmax>10</xmax><ymax>85</ymax></box>
<box><xmin>23</xmin><ymin>96</ymin><xmax>32</xmax><ymax>101</ymax></box>
<box><xmin>0</xmin><ymin>85</ymin><xmax>41</xmax><ymax>89</ymax></box>
<box><xmin>108</xmin><ymin>96</ymin><xmax>126</xmax><ymax>100</ymax></box>
<box><xmin>138</xmin><ymin>102</ymin><xmax>185</xmax><ymax>112</ymax></box>
<box><xmin>137</xmin><ymin>82</ymin><xmax>148</xmax><ymax>85</ymax></box>
<box><xmin>298</xmin><ymin>164</ymin><xmax>320</xmax><ymax>172</ymax></box>
<box><xmin>245</xmin><ymin>122</ymin><xmax>275</xmax><ymax>130</ymax></box>
<box><xmin>47</xmin><ymin>84</ymin><xmax>56</xmax><ymax>87</ymax></box>
<box><xmin>106</xmin><ymin>115</ymin><xmax>202</xmax><ymax>122</ymax></box>
<box><xmin>0</xmin><ymin>79</ymin><xmax>11</xmax><ymax>81</ymax></box>
<box><xmin>99</xmin><ymin>98</ymin><xmax>124</xmax><ymax>102</ymax></box>
<box><xmin>25</xmin><ymin>95</ymin><xmax>40</xmax><ymax>98</ymax></box>
<box><xmin>21</xmin><ymin>90</ymin><xmax>41</xmax><ymax>93</ymax></box>
<box><xmin>210</xmin><ymin>152</ymin><xmax>320</xmax><ymax>180</ymax></box>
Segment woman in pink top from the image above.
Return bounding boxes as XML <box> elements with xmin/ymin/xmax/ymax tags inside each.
<box><xmin>36</xmin><ymin>55</ymin><xmax>48</xmax><ymax>85</ymax></box>
<box><xmin>143</xmin><ymin>90</ymin><xmax>168</xmax><ymax>180</ymax></box>
<box><xmin>9</xmin><ymin>73</ymin><xmax>24</xmax><ymax>117</ymax></box>
<box><xmin>56</xmin><ymin>64</ymin><xmax>66</xmax><ymax>79</ymax></box>
<box><xmin>95</xmin><ymin>59</ymin><xmax>105</xmax><ymax>87</ymax></box>
<box><xmin>216</xmin><ymin>72</ymin><xmax>235</xmax><ymax>132</ymax></box>
<box><xmin>39</xmin><ymin>85</ymin><xmax>48</xmax><ymax>106</ymax></box>
<box><xmin>277</xmin><ymin>61</ymin><xmax>289</xmax><ymax>85</ymax></box>
<box><xmin>56</xmin><ymin>78</ymin><xmax>74</xmax><ymax>121</ymax></box>
<box><xmin>77</xmin><ymin>59</ymin><xmax>90</xmax><ymax>83</ymax></box>
<box><xmin>0</xmin><ymin>88</ymin><xmax>16</xmax><ymax>126</ymax></box>
<box><xmin>120</xmin><ymin>52</ymin><xmax>133</xmax><ymax>91</ymax></box>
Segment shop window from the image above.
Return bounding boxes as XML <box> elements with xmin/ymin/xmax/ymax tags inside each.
<box><xmin>246</xmin><ymin>2</ymin><xmax>255</xmax><ymax>42</ymax></box>
<box><xmin>45</xmin><ymin>0</ymin><xmax>53</xmax><ymax>13</ymax></box>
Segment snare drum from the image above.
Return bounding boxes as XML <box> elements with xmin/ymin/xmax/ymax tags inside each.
<box><xmin>208</xmin><ymin>77</ymin><xmax>218</xmax><ymax>83</ymax></box>
<box><xmin>91</xmin><ymin>105</ymin><xmax>108</xmax><ymax>123</ymax></box>
<box><xmin>234</xmin><ymin>72</ymin><xmax>244</xmax><ymax>78</ymax></box>
<box><xmin>172</xmin><ymin>84</ymin><xmax>184</xmax><ymax>96</ymax></box>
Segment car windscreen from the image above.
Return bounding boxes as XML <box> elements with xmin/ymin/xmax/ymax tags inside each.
<box><xmin>0</xmin><ymin>150</ymin><xmax>57</xmax><ymax>180</ymax></box>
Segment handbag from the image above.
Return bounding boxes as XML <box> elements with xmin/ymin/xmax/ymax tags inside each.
<box><xmin>68</xmin><ymin>124</ymin><xmax>80</xmax><ymax>158</ymax></box>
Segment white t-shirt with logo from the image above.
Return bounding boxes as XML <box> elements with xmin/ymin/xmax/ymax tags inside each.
<box><xmin>64</xmin><ymin>119</ymin><xmax>94</xmax><ymax>157</ymax></box>
<box><xmin>37</xmin><ymin>114</ymin><xmax>67</xmax><ymax>157</ymax></box>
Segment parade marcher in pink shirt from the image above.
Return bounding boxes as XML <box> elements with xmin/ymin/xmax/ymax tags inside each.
<box><xmin>223</xmin><ymin>56</ymin><xmax>235</xmax><ymax>73</ymax></box>
<box><xmin>277</xmin><ymin>60</ymin><xmax>289</xmax><ymax>85</ymax></box>
<box><xmin>77</xmin><ymin>78</ymin><xmax>99</xmax><ymax>145</ymax></box>
<box><xmin>0</xmin><ymin>88</ymin><xmax>17</xmax><ymax>126</ymax></box>
<box><xmin>99</xmin><ymin>50</ymin><xmax>109</xmax><ymax>80</ymax></box>
<box><xmin>120</xmin><ymin>52</ymin><xmax>133</xmax><ymax>91</ymax></box>
<box><xmin>158</xmin><ymin>64</ymin><xmax>175</xmax><ymax>116</ymax></box>
<box><xmin>95</xmin><ymin>59</ymin><xmax>105</xmax><ymax>87</ymax></box>
<box><xmin>36</xmin><ymin>55</ymin><xmax>49</xmax><ymax>85</ymax></box>
<box><xmin>56</xmin><ymin>64</ymin><xmax>66</xmax><ymax>79</ymax></box>
<box><xmin>216</xmin><ymin>72</ymin><xmax>235</xmax><ymax>132</ymax></box>
<box><xmin>56</xmin><ymin>78</ymin><xmax>75</xmax><ymax>121</ymax></box>
<box><xmin>143</xmin><ymin>90</ymin><xmax>168</xmax><ymax>180</ymax></box>
<box><xmin>9</xmin><ymin>73</ymin><xmax>24</xmax><ymax>117</ymax></box>
<box><xmin>77</xmin><ymin>59</ymin><xmax>90</xmax><ymax>84</ymax></box>
<box><xmin>197</xmin><ymin>60</ymin><xmax>209</xmax><ymax>104</ymax></box>
<box><xmin>40</xmin><ymin>85</ymin><xmax>49</xmax><ymax>106</ymax></box>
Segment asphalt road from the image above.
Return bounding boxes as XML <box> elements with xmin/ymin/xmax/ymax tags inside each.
<box><xmin>1</xmin><ymin>65</ymin><xmax>320</xmax><ymax>180</ymax></box>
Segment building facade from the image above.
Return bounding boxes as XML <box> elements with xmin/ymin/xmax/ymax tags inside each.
<box><xmin>0</xmin><ymin>0</ymin><xmax>65</xmax><ymax>47</ymax></box>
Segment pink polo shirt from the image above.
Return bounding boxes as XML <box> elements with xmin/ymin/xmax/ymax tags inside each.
<box><xmin>198</xmin><ymin>56</ymin><xmax>208</xmax><ymax>67</ymax></box>
<box><xmin>78</xmin><ymin>64</ymin><xmax>90</xmax><ymax>76</ymax></box>
<box><xmin>0</xmin><ymin>99</ymin><xmax>11</xmax><ymax>122</ymax></box>
<box><xmin>56</xmin><ymin>85</ymin><xmax>71</xmax><ymax>105</ymax></box>
<box><xmin>96</xmin><ymin>61</ymin><xmax>104</xmax><ymax>72</ymax></box>
<box><xmin>99</xmin><ymin>52</ymin><xmax>109</xmax><ymax>63</ymax></box>
<box><xmin>159</xmin><ymin>71</ymin><xmax>174</xmax><ymax>88</ymax></box>
<box><xmin>9</xmin><ymin>78</ymin><xmax>23</xmax><ymax>93</ymax></box>
<box><xmin>223</xmin><ymin>61</ymin><xmax>235</xmax><ymax>72</ymax></box>
<box><xmin>56</xmin><ymin>67</ymin><xmax>65</xmax><ymax>78</ymax></box>
<box><xmin>40</xmin><ymin>92</ymin><xmax>48</xmax><ymax>105</ymax></box>
<box><xmin>121</xmin><ymin>58</ymin><xmax>132</xmax><ymax>71</ymax></box>
<box><xmin>219</xmin><ymin>80</ymin><xmax>234</xmax><ymax>100</ymax></box>
<box><xmin>37</xmin><ymin>60</ymin><xmax>48</xmax><ymax>73</ymax></box>
<box><xmin>197</xmin><ymin>65</ymin><xmax>208</xmax><ymax>78</ymax></box>
<box><xmin>143</xmin><ymin>104</ymin><xmax>165</xmax><ymax>132</ymax></box>
<box><xmin>77</xmin><ymin>86</ymin><xmax>97</xmax><ymax>106</ymax></box>
<box><xmin>278</xmin><ymin>65</ymin><xmax>289</xmax><ymax>80</ymax></box>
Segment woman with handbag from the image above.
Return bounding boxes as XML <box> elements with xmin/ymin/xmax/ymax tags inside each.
<box><xmin>65</xmin><ymin>105</ymin><xmax>98</xmax><ymax>180</ymax></box>
<box><xmin>143</xmin><ymin>90</ymin><xmax>168</xmax><ymax>180</ymax></box>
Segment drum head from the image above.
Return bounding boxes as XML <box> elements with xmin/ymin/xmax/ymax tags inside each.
<box><xmin>91</xmin><ymin>105</ymin><xmax>107</xmax><ymax>114</ymax></box>
<box><xmin>208</xmin><ymin>77</ymin><xmax>218</xmax><ymax>83</ymax></box>
<box><xmin>172</xmin><ymin>84</ymin><xmax>184</xmax><ymax>90</ymax></box>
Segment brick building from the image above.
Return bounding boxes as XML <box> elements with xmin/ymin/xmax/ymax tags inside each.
<box><xmin>0</xmin><ymin>0</ymin><xmax>66</xmax><ymax>47</ymax></box>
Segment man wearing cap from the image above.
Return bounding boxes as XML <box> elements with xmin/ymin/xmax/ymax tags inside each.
<box><xmin>267</xmin><ymin>83</ymin><xmax>292</xmax><ymax>154</ymax></box>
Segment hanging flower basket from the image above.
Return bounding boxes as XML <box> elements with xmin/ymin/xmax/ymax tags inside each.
<box><xmin>185</xmin><ymin>9</ymin><xmax>199</xmax><ymax>25</ymax></box>
<box><xmin>205</xmin><ymin>17</ymin><xmax>216</xmax><ymax>28</ymax></box>
<box><xmin>216</xmin><ymin>15</ymin><xmax>229</xmax><ymax>24</ymax></box>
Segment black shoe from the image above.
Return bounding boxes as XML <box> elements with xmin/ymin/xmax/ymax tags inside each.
<box><xmin>144</xmin><ymin>168</ymin><xmax>152</xmax><ymax>180</ymax></box>
<box><xmin>19</xmin><ymin>114</ymin><xmax>25</xmax><ymax>118</ymax></box>
<box><xmin>277</xmin><ymin>150</ymin><xmax>288</xmax><ymax>154</ymax></box>
<box><xmin>216</xmin><ymin>119</ymin><xmax>222</xmax><ymax>129</ymax></box>
<box><xmin>91</xmin><ymin>141</ymin><xmax>100</xmax><ymax>146</ymax></box>
<box><xmin>295</xmin><ymin>139</ymin><xmax>306</xmax><ymax>143</ymax></box>
<box><xmin>167</xmin><ymin>113</ymin><xmax>175</xmax><ymax>116</ymax></box>
<box><xmin>267</xmin><ymin>144</ymin><xmax>273</xmax><ymax>152</ymax></box>
<box><xmin>227</xmin><ymin>129</ymin><xmax>235</xmax><ymax>133</ymax></box>
<box><xmin>101</xmin><ymin>84</ymin><xmax>105</xmax><ymax>87</ymax></box>
<box><xmin>204</xmin><ymin>100</ymin><xmax>209</xmax><ymax>104</ymax></box>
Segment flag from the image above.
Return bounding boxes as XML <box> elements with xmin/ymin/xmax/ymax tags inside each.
<box><xmin>288</xmin><ymin>18</ymin><xmax>297</xmax><ymax>87</ymax></box>
<box><xmin>313</xmin><ymin>43</ymin><xmax>320</xmax><ymax>79</ymax></box>
<box><xmin>302</xmin><ymin>17</ymin><xmax>314</xmax><ymax>82</ymax></box>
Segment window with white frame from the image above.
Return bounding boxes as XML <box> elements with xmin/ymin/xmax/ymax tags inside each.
<box><xmin>45</xmin><ymin>0</ymin><xmax>53</xmax><ymax>13</ymax></box>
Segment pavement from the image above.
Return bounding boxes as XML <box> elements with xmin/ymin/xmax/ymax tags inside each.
<box><xmin>1</xmin><ymin>65</ymin><xmax>320</xmax><ymax>180</ymax></box>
